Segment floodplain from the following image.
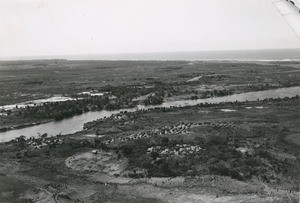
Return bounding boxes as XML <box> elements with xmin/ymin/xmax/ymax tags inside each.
<box><xmin>0</xmin><ymin>60</ymin><xmax>299</xmax><ymax>202</ymax></box>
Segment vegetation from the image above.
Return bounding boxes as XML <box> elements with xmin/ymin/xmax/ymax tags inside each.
<box><xmin>10</xmin><ymin>96</ymin><xmax>135</xmax><ymax>121</ymax></box>
<box><xmin>0</xmin><ymin>61</ymin><xmax>300</xmax><ymax>202</ymax></box>
<box><xmin>144</xmin><ymin>93</ymin><xmax>164</xmax><ymax>105</ymax></box>
<box><xmin>117</xmin><ymin>133</ymin><xmax>293</xmax><ymax>181</ymax></box>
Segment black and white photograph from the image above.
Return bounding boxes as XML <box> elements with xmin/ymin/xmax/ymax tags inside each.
<box><xmin>0</xmin><ymin>0</ymin><xmax>300</xmax><ymax>202</ymax></box>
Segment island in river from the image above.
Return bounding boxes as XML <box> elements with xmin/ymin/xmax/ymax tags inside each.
<box><xmin>0</xmin><ymin>60</ymin><xmax>299</xmax><ymax>202</ymax></box>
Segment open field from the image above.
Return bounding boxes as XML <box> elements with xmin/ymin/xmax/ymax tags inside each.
<box><xmin>1</xmin><ymin>60</ymin><xmax>300</xmax><ymax>105</ymax></box>
<box><xmin>0</xmin><ymin>60</ymin><xmax>300</xmax><ymax>202</ymax></box>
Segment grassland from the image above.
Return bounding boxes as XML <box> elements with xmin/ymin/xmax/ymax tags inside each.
<box><xmin>1</xmin><ymin>60</ymin><xmax>300</xmax><ymax>106</ymax></box>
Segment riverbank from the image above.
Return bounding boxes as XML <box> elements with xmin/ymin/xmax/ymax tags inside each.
<box><xmin>1</xmin><ymin>86</ymin><xmax>299</xmax><ymax>142</ymax></box>
<box><xmin>0</xmin><ymin>120</ymin><xmax>50</xmax><ymax>133</ymax></box>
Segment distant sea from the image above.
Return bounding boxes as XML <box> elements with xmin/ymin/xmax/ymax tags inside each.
<box><xmin>2</xmin><ymin>49</ymin><xmax>300</xmax><ymax>61</ymax></box>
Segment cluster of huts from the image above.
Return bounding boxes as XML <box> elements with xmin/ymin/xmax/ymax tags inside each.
<box><xmin>108</xmin><ymin>113</ymin><xmax>129</xmax><ymax>121</ymax></box>
<box><xmin>147</xmin><ymin>144</ymin><xmax>202</xmax><ymax>157</ymax></box>
<box><xmin>158</xmin><ymin>123</ymin><xmax>191</xmax><ymax>135</ymax></box>
<box><xmin>103</xmin><ymin>131</ymin><xmax>152</xmax><ymax>144</ymax></box>
<box><xmin>103</xmin><ymin>122</ymin><xmax>194</xmax><ymax>145</ymax></box>
<box><xmin>210</xmin><ymin>122</ymin><xmax>235</xmax><ymax>128</ymax></box>
<box><xmin>103</xmin><ymin>121</ymin><xmax>236</xmax><ymax>145</ymax></box>
<box><xmin>14</xmin><ymin>134</ymin><xmax>63</xmax><ymax>149</ymax></box>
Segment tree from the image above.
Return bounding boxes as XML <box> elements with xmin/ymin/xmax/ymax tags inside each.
<box><xmin>144</xmin><ymin>94</ymin><xmax>163</xmax><ymax>105</ymax></box>
<box><xmin>122</xmin><ymin>145</ymin><xmax>133</xmax><ymax>156</ymax></box>
<box><xmin>150</xmin><ymin>152</ymin><xmax>160</xmax><ymax>160</ymax></box>
<box><xmin>162</xmin><ymin>137</ymin><xmax>169</xmax><ymax>144</ymax></box>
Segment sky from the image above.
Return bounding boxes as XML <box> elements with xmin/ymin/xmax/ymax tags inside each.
<box><xmin>1</xmin><ymin>0</ymin><xmax>300</xmax><ymax>59</ymax></box>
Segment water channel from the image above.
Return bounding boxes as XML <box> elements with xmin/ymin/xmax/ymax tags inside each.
<box><xmin>0</xmin><ymin>86</ymin><xmax>299</xmax><ymax>142</ymax></box>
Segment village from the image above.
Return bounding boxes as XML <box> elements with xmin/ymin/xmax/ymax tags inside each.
<box><xmin>146</xmin><ymin>144</ymin><xmax>202</xmax><ymax>157</ymax></box>
<box><xmin>12</xmin><ymin>133</ymin><xmax>64</xmax><ymax>150</ymax></box>
<box><xmin>101</xmin><ymin>121</ymin><xmax>236</xmax><ymax>145</ymax></box>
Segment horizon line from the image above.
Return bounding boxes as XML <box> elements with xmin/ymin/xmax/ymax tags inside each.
<box><xmin>1</xmin><ymin>48</ymin><xmax>300</xmax><ymax>61</ymax></box>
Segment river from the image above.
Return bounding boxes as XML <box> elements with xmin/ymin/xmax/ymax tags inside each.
<box><xmin>0</xmin><ymin>86</ymin><xmax>299</xmax><ymax>142</ymax></box>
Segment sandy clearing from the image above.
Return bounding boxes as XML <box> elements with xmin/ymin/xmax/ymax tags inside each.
<box><xmin>65</xmin><ymin>151</ymin><xmax>127</xmax><ymax>175</ymax></box>
<box><xmin>220</xmin><ymin>109</ymin><xmax>237</xmax><ymax>112</ymax></box>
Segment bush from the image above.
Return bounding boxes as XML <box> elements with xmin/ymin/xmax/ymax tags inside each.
<box><xmin>144</xmin><ymin>94</ymin><xmax>163</xmax><ymax>105</ymax></box>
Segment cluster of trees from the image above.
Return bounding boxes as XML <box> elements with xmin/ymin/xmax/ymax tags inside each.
<box><xmin>15</xmin><ymin>96</ymin><xmax>136</xmax><ymax>121</ymax></box>
<box><xmin>100</xmin><ymin>85</ymin><xmax>165</xmax><ymax>100</ymax></box>
<box><xmin>9</xmin><ymin>85</ymin><xmax>169</xmax><ymax>121</ymax></box>
<box><xmin>187</xmin><ymin>89</ymin><xmax>233</xmax><ymax>100</ymax></box>
<box><xmin>144</xmin><ymin>93</ymin><xmax>164</xmax><ymax>105</ymax></box>
<box><xmin>202</xmin><ymin>89</ymin><xmax>233</xmax><ymax>98</ymax></box>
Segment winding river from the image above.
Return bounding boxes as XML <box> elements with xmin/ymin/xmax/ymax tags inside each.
<box><xmin>0</xmin><ymin>86</ymin><xmax>299</xmax><ymax>142</ymax></box>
